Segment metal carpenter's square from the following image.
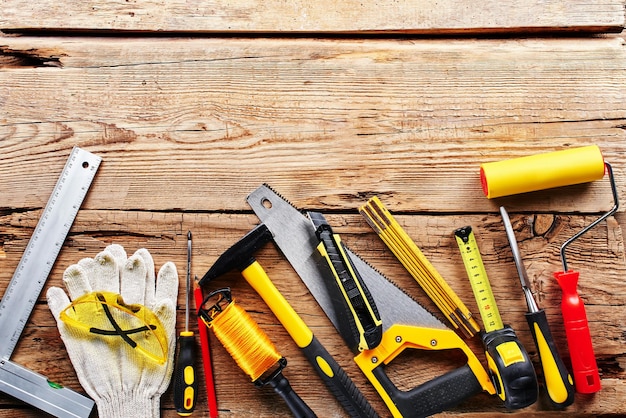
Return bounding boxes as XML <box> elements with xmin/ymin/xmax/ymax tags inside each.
<box><xmin>0</xmin><ymin>147</ymin><xmax>100</xmax><ymax>417</ymax></box>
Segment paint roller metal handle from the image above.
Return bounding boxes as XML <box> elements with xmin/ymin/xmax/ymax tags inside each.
<box><xmin>554</xmin><ymin>270</ymin><xmax>601</xmax><ymax>393</ymax></box>
<box><xmin>559</xmin><ymin>161</ymin><xmax>619</xmax><ymax>273</ymax></box>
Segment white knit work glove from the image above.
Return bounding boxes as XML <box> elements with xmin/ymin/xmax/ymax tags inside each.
<box><xmin>46</xmin><ymin>244</ymin><xmax>178</xmax><ymax>418</ymax></box>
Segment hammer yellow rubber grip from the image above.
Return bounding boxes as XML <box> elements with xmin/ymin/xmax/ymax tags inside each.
<box><xmin>241</xmin><ymin>260</ymin><xmax>314</xmax><ymax>348</ymax></box>
<box><xmin>480</xmin><ymin>145</ymin><xmax>605</xmax><ymax>199</ymax></box>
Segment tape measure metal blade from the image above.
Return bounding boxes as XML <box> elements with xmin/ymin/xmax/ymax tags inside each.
<box><xmin>0</xmin><ymin>147</ymin><xmax>101</xmax><ymax>360</ymax></box>
<box><xmin>454</xmin><ymin>226</ymin><xmax>504</xmax><ymax>333</ymax></box>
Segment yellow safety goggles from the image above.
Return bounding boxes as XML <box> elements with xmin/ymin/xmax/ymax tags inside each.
<box><xmin>60</xmin><ymin>291</ymin><xmax>168</xmax><ymax>365</ymax></box>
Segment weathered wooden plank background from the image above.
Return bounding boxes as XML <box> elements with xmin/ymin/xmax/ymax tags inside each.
<box><xmin>1</xmin><ymin>1</ymin><xmax>625</xmax><ymax>417</ymax></box>
<box><xmin>1</xmin><ymin>0</ymin><xmax>624</xmax><ymax>34</ymax></box>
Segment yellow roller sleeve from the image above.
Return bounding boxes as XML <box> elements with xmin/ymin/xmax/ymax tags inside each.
<box><xmin>480</xmin><ymin>145</ymin><xmax>605</xmax><ymax>199</ymax></box>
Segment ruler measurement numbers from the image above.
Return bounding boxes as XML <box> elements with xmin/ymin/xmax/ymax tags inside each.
<box><xmin>0</xmin><ymin>147</ymin><xmax>102</xmax><ymax>361</ymax></box>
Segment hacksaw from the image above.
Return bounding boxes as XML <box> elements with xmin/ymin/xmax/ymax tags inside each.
<box><xmin>0</xmin><ymin>147</ymin><xmax>100</xmax><ymax>417</ymax></box>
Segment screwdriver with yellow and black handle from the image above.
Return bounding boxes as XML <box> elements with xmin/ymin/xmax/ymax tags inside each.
<box><xmin>455</xmin><ymin>226</ymin><xmax>538</xmax><ymax>410</ymax></box>
<box><xmin>173</xmin><ymin>231</ymin><xmax>198</xmax><ymax>416</ymax></box>
<box><xmin>500</xmin><ymin>207</ymin><xmax>575</xmax><ymax>408</ymax></box>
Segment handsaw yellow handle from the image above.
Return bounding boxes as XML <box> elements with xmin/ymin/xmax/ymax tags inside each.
<box><xmin>354</xmin><ymin>324</ymin><xmax>495</xmax><ymax>418</ymax></box>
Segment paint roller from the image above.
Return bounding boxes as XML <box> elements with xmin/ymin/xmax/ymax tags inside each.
<box><xmin>480</xmin><ymin>145</ymin><xmax>619</xmax><ymax>394</ymax></box>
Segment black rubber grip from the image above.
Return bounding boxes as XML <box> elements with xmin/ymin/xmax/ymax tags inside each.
<box><xmin>268</xmin><ymin>373</ymin><xmax>317</xmax><ymax>418</ymax></box>
<box><xmin>173</xmin><ymin>334</ymin><xmax>198</xmax><ymax>415</ymax></box>
<box><xmin>302</xmin><ymin>336</ymin><xmax>379</xmax><ymax>418</ymax></box>
<box><xmin>372</xmin><ymin>363</ymin><xmax>482</xmax><ymax>418</ymax></box>
<box><xmin>526</xmin><ymin>310</ymin><xmax>575</xmax><ymax>408</ymax></box>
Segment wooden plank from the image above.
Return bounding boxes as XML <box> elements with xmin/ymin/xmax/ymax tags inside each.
<box><xmin>0</xmin><ymin>210</ymin><xmax>624</xmax><ymax>416</ymax></box>
<box><xmin>1</xmin><ymin>36</ymin><xmax>625</xmax><ymax>215</ymax></box>
<box><xmin>1</xmin><ymin>33</ymin><xmax>625</xmax><ymax>417</ymax></box>
<box><xmin>0</xmin><ymin>1</ymin><xmax>623</xmax><ymax>34</ymax></box>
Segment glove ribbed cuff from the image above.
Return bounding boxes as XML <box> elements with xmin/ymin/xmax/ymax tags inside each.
<box><xmin>96</xmin><ymin>391</ymin><xmax>160</xmax><ymax>418</ymax></box>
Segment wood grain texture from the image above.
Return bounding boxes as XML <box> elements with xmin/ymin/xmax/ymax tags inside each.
<box><xmin>1</xmin><ymin>37</ymin><xmax>625</xmax><ymax>215</ymax></box>
<box><xmin>0</xmin><ymin>207</ymin><xmax>624</xmax><ymax>416</ymax></box>
<box><xmin>0</xmin><ymin>1</ymin><xmax>623</xmax><ymax>34</ymax></box>
<box><xmin>1</xmin><ymin>8</ymin><xmax>626</xmax><ymax>415</ymax></box>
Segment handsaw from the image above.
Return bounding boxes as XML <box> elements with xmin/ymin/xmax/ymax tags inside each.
<box><xmin>247</xmin><ymin>185</ymin><xmax>495</xmax><ymax>418</ymax></box>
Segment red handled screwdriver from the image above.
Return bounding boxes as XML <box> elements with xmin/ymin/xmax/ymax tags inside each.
<box><xmin>174</xmin><ymin>231</ymin><xmax>198</xmax><ymax>416</ymax></box>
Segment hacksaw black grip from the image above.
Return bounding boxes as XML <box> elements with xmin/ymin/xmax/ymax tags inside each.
<box><xmin>302</xmin><ymin>336</ymin><xmax>379</xmax><ymax>418</ymax></box>
<box><xmin>371</xmin><ymin>363</ymin><xmax>483</xmax><ymax>418</ymax></box>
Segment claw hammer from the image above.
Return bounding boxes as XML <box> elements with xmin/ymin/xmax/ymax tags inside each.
<box><xmin>199</xmin><ymin>224</ymin><xmax>378</xmax><ymax>418</ymax></box>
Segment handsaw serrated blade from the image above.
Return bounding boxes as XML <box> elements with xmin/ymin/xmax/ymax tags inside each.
<box><xmin>246</xmin><ymin>185</ymin><xmax>447</xmax><ymax>335</ymax></box>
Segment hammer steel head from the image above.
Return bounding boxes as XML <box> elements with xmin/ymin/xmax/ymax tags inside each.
<box><xmin>199</xmin><ymin>224</ymin><xmax>273</xmax><ymax>285</ymax></box>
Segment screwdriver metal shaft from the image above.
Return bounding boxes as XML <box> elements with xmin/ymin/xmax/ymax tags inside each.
<box><xmin>186</xmin><ymin>232</ymin><xmax>191</xmax><ymax>331</ymax></box>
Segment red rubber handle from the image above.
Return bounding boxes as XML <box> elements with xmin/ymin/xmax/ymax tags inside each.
<box><xmin>554</xmin><ymin>270</ymin><xmax>601</xmax><ymax>393</ymax></box>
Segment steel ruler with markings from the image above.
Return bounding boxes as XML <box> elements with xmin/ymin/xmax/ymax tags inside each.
<box><xmin>0</xmin><ymin>147</ymin><xmax>100</xmax><ymax>417</ymax></box>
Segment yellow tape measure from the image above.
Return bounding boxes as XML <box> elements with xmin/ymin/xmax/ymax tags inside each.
<box><xmin>455</xmin><ymin>226</ymin><xmax>539</xmax><ymax>409</ymax></box>
<box><xmin>454</xmin><ymin>226</ymin><xmax>503</xmax><ymax>333</ymax></box>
